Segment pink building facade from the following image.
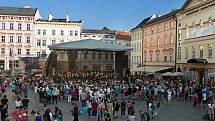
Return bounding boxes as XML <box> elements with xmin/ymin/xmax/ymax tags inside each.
<box><xmin>0</xmin><ymin>6</ymin><xmax>41</xmax><ymax>71</ymax></box>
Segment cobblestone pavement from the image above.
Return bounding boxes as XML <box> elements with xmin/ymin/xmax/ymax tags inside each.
<box><xmin>5</xmin><ymin>88</ymin><xmax>206</xmax><ymax>121</ymax></box>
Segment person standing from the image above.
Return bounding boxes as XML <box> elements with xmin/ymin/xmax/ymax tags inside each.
<box><xmin>80</xmin><ymin>90</ymin><xmax>87</xmax><ymax>107</ymax></box>
<box><xmin>0</xmin><ymin>103</ymin><xmax>8</xmax><ymax>121</ymax></box>
<box><xmin>121</xmin><ymin>99</ymin><xmax>126</xmax><ymax>116</ymax></box>
<box><xmin>72</xmin><ymin>103</ymin><xmax>79</xmax><ymax>121</ymax></box>
<box><xmin>52</xmin><ymin>86</ymin><xmax>59</xmax><ymax>104</ymax></box>
<box><xmin>22</xmin><ymin>96</ymin><xmax>30</xmax><ymax>110</ymax></box>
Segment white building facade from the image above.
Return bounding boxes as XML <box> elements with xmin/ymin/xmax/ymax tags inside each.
<box><xmin>34</xmin><ymin>17</ymin><xmax>82</xmax><ymax>58</ymax></box>
<box><xmin>0</xmin><ymin>6</ymin><xmax>41</xmax><ymax>71</ymax></box>
<box><xmin>81</xmin><ymin>27</ymin><xmax>116</xmax><ymax>44</ymax></box>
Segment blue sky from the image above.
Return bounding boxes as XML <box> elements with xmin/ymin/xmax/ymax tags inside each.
<box><xmin>0</xmin><ymin>0</ymin><xmax>186</xmax><ymax>31</ymax></box>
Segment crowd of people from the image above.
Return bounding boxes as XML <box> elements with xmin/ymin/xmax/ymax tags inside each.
<box><xmin>0</xmin><ymin>73</ymin><xmax>212</xmax><ymax>121</ymax></box>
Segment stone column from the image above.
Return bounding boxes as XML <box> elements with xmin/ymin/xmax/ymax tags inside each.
<box><xmin>4</xmin><ymin>57</ymin><xmax>9</xmax><ymax>70</ymax></box>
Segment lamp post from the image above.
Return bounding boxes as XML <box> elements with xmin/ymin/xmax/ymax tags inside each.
<box><xmin>203</xmin><ymin>59</ymin><xmax>207</xmax><ymax>87</ymax></box>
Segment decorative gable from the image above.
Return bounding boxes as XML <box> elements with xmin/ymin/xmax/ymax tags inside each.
<box><xmin>181</xmin><ymin>0</ymin><xmax>205</xmax><ymax>11</ymax></box>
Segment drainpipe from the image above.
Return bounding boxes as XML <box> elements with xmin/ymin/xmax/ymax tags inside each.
<box><xmin>174</xmin><ymin>15</ymin><xmax>177</xmax><ymax>72</ymax></box>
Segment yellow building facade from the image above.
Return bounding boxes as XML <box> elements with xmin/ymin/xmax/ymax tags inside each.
<box><xmin>176</xmin><ymin>0</ymin><xmax>215</xmax><ymax>84</ymax></box>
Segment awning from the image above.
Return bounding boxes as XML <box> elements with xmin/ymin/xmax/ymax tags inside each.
<box><xmin>161</xmin><ymin>72</ymin><xmax>184</xmax><ymax>77</ymax></box>
<box><xmin>130</xmin><ymin>66</ymin><xmax>173</xmax><ymax>73</ymax></box>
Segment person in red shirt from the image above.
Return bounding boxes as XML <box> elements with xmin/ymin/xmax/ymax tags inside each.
<box><xmin>193</xmin><ymin>93</ymin><xmax>199</xmax><ymax>106</ymax></box>
<box><xmin>92</xmin><ymin>99</ymin><xmax>97</xmax><ymax>119</ymax></box>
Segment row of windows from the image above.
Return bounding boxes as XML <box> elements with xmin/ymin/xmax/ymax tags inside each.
<box><xmin>83</xmin><ymin>52</ymin><xmax>113</xmax><ymax>60</ymax></box>
<box><xmin>131</xmin><ymin>56</ymin><xmax>142</xmax><ymax>63</ymax></box>
<box><xmin>83</xmin><ymin>35</ymin><xmax>115</xmax><ymax>39</ymax></box>
<box><xmin>178</xmin><ymin>44</ymin><xmax>213</xmax><ymax>59</ymax></box>
<box><xmin>132</xmin><ymin>32</ymin><xmax>141</xmax><ymax>40</ymax></box>
<box><xmin>1</xmin><ymin>23</ymin><xmax>31</xmax><ymax>30</ymax></box>
<box><xmin>144</xmin><ymin>53</ymin><xmax>173</xmax><ymax>62</ymax></box>
<box><xmin>0</xmin><ymin>48</ymin><xmax>30</xmax><ymax>55</ymax></box>
<box><xmin>146</xmin><ymin>21</ymin><xmax>175</xmax><ymax>35</ymax></box>
<box><xmin>1</xmin><ymin>35</ymin><xmax>31</xmax><ymax>43</ymax></box>
<box><xmin>37</xmin><ymin>50</ymin><xmax>46</xmax><ymax>57</ymax></box>
<box><xmin>145</xmin><ymin>35</ymin><xmax>174</xmax><ymax>47</ymax></box>
<box><xmin>132</xmin><ymin>43</ymin><xmax>142</xmax><ymax>52</ymax></box>
<box><xmin>37</xmin><ymin>29</ymin><xmax>79</xmax><ymax>36</ymax></box>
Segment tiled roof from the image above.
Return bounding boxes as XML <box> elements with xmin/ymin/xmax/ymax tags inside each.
<box><xmin>116</xmin><ymin>31</ymin><xmax>131</xmax><ymax>41</ymax></box>
<box><xmin>82</xmin><ymin>27</ymin><xmax>116</xmax><ymax>34</ymax></box>
<box><xmin>49</xmin><ymin>39</ymin><xmax>132</xmax><ymax>51</ymax></box>
<box><xmin>0</xmin><ymin>6</ymin><xmax>38</xmax><ymax>16</ymax></box>
<box><xmin>131</xmin><ymin>16</ymin><xmax>152</xmax><ymax>31</ymax></box>
<box><xmin>36</xmin><ymin>19</ymin><xmax>82</xmax><ymax>23</ymax></box>
<box><xmin>145</xmin><ymin>9</ymin><xmax>179</xmax><ymax>25</ymax></box>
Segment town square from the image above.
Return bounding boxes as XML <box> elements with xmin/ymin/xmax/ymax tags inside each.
<box><xmin>0</xmin><ymin>0</ymin><xmax>213</xmax><ymax>121</ymax></box>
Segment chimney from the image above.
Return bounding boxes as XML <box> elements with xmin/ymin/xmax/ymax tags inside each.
<box><xmin>66</xmin><ymin>14</ymin><xmax>69</xmax><ymax>22</ymax></box>
<box><xmin>48</xmin><ymin>13</ymin><xmax>53</xmax><ymax>21</ymax></box>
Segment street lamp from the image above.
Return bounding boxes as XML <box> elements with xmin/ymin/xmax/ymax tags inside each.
<box><xmin>203</xmin><ymin>59</ymin><xmax>208</xmax><ymax>87</ymax></box>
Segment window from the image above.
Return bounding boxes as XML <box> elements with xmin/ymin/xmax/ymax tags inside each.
<box><xmin>52</xmin><ymin>40</ymin><xmax>56</xmax><ymax>44</ymax></box>
<box><xmin>9</xmin><ymin>36</ymin><xmax>13</xmax><ymax>43</ymax></box>
<box><xmin>37</xmin><ymin>29</ymin><xmax>41</xmax><ymax>35</ymax></box>
<box><xmin>186</xmin><ymin>25</ymin><xmax>189</xmax><ymax>39</ymax></box>
<box><xmin>9</xmin><ymin>48</ymin><xmax>12</xmax><ymax>57</ymax></box>
<box><xmin>170</xmin><ymin>35</ymin><xmax>174</xmax><ymax>44</ymax></box>
<box><xmin>1</xmin><ymin>48</ymin><xmax>5</xmax><ymax>55</ymax></box>
<box><xmin>2</xmin><ymin>23</ymin><xmax>5</xmax><ymax>30</ymax></box>
<box><xmin>75</xmin><ymin>31</ymin><xmax>78</xmax><ymax>36</ymax></box>
<box><xmin>192</xmin><ymin>46</ymin><xmax>195</xmax><ymax>59</ymax></box>
<box><xmin>209</xmin><ymin>17</ymin><xmax>213</xmax><ymax>26</ymax></box>
<box><xmin>150</xmin><ymin>54</ymin><xmax>153</xmax><ymax>62</ymax></box>
<box><xmin>42</xmin><ymin>40</ymin><xmax>46</xmax><ymax>46</ymax></box>
<box><xmin>170</xmin><ymin>53</ymin><xmax>173</xmax><ymax>62</ymax></box>
<box><xmin>156</xmin><ymin>54</ymin><xmax>159</xmax><ymax>61</ymax></box>
<box><xmin>37</xmin><ymin>40</ymin><xmax>41</xmax><ymax>46</ymax></box>
<box><xmin>37</xmin><ymin>52</ymin><xmax>41</xmax><ymax>57</ymax></box>
<box><xmin>157</xmin><ymin>25</ymin><xmax>160</xmax><ymax>32</ymax></box>
<box><xmin>164</xmin><ymin>23</ymin><xmax>168</xmax><ymax>30</ymax></box>
<box><xmin>151</xmin><ymin>28</ymin><xmax>154</xmax><ymax>34</ymax></box>
<box><xmin>208</xmin><ymin>44</ymin><xmax>213</xmax><ymax>57</ymax></box>
<box><xmin>18</xmin><ymin>23</ymin><xmax>22</xmax><ymax>30</ymax></box>
<box><xmin>1</xmin><ymin>36</ymin><xmax>5</xmax><ymax>43</ymax></box>
<box><xmin>200</xmin><ymin>46</ymin><xmax>203</xmax><ymax>58</ymax></box>
<box><xmin>60</xmin><ymin>40</ymin><xmax>64</xmax><ymax>43</ymax></box>
<box><xmin>18</xmin><ymin>36</ymin><xmax>22</xmax><ymax>43</ymax></box>
<box><xmin>178</xmin><ymin>29</ymin><xmax>182</xmax><ymax>41</ymax></box>
<box><xmin>92</xmin><ymin>51</ymin><xmax>95</xmax><ymax>59</ymax></box>
<box><xmin>110</xmin><ymin>53</ymin><xmax>113</xmax><ymax>60</ymax></box>
<box><xmin>26</xmin><ymin>36</ymin><xmax>30</xmax><ymax>43</ymax></box>
<box><xmin>70</xmin><ymin>31</ymin><xmax>73</xmax><ymax>36</ymax></box>
<box><xmin>164</xmin><ymin>56</ymin><xmax>167</xmax><ymax>62</ymax></box>
<box><xmin>61</xmin><ymin>30</ymin><xmax>64</xmax><ymax>36</ymax></box>
<box><xmin>26</xmin><ymin>49</ymin><xmax>30</xmax><ymax>55</ymax></box>
<box><xmin>43</xmin><ymin>30</ymin><xmax>46</xmax><ymax>35</ymax></box>
<box><xmin>52</xmin><ymin>30</ymin><xmax>56</xmax><ymax>35</ymax></box>
<box><xmin>178</xmin><ymin>47</ymin><xmax>181</xmax><ymax>59</ymax></box>
<box><xmin>170</xmin><ymin>21</ymin><xmax>174</xmax><ymax>28</ymax></box>
<box><xmin>18</xmin><ymin>48</ymin><xmax>21</xmax><ymax>55</ymax></box>
<box><xmin>105</xmin><ymin>53</ymin><xmax>108</xmax><ymax>60</ymax></box>
<box><xmin>10</xmin><ymin>23</ymin><xmax>13</xmax><ymax>30</ymax></box>
<box><xmin>98</xmin><ymin>52</ymin><xmax>102</xmax><ymax>59</ymax></box>
<box><xmin>27</xmin><ymin>24</ymin><xmax>30</xmax><ymax>30</ymax></box>
<box><xmin>84</xmin><ymin>52</ymin><xmax>88</xmax><ymax>59</ymax></box>
<box><xmin>165</xmin><ymin>35</ymin><xmax>168</xmax><ymax>44</ymax></box>
<box><xmin>144</xmin><ymin>54</ymin><xmax>146</xmax><ymax>62</ymax></box>
<box><xmin>200</xmin><ymin>19</ymin><xmax>203</xmax><ymax>28</ymax></box>
<box><xmin>185</xmin><ymin>46</ymin><xmax>188</xmax><ymax>59</ymax></box>
<box><xmin>157</xmin><ymin>37</ymin><xmax>160</xmax><ymax>46</ymax></box>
